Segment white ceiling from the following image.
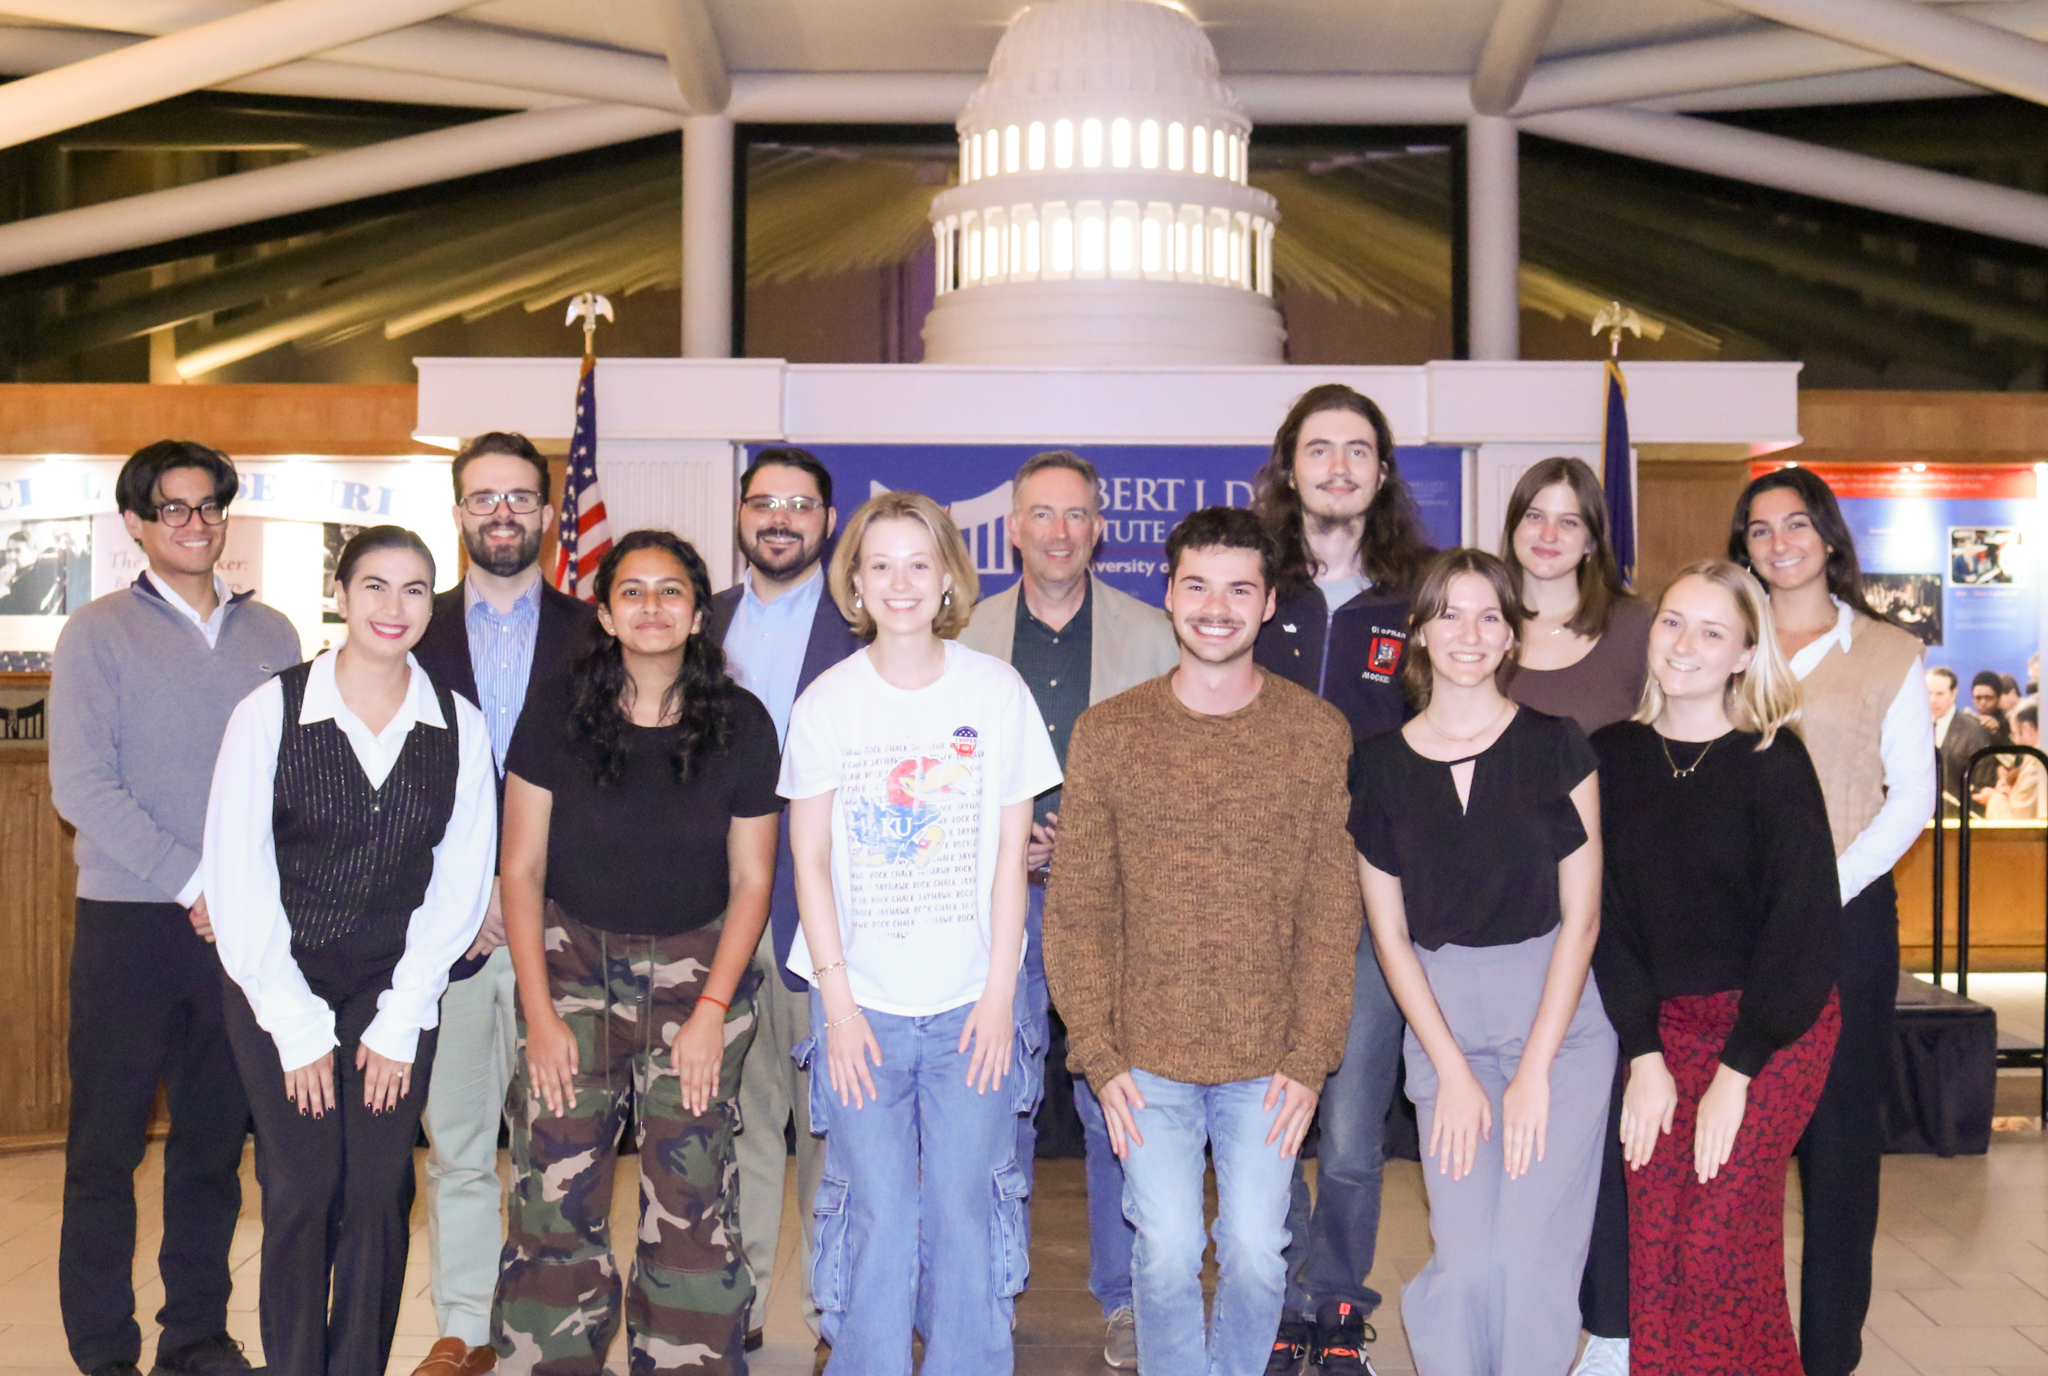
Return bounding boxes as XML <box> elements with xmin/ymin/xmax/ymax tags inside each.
<box><xmin>454</xmin><ymin>0</ymin><xmax>1773</xmax><ymax>76</ymax></box>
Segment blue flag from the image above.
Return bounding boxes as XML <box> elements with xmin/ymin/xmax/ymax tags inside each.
<box><xmin>1602</xmin><ymin>358</ymin><xmax>1635</xmax><ymax>586</ymax></box>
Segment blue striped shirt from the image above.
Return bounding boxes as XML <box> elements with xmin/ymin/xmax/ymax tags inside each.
<box><xmin>463</xmin><ymin>576</ymin><xmax>543</xmax><ymax>770</ymax></box>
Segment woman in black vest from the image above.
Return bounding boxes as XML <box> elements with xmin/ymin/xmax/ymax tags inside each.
<box><xmin>203</xmin><ymin>525</ymin><xmax>496</xmax><ymax>1376</ymax></box>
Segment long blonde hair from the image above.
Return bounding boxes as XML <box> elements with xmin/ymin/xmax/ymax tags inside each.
<box><xmin>1634</xmin><ymin>559</ymin><xmax>1802</xmax><ymax>749</ymax></box>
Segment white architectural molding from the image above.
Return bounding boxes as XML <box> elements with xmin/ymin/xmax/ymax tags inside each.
<box><xmin>414</xmin><ymin>358</ymin><xmax>784</xmax><ymax>442</ymax></box>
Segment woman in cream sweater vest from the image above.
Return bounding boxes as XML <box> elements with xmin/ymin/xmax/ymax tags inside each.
<box><xmin>1728</xmin><ymin>468</ymin><xmax>1935</xmax><ymax>1376</ymax></box>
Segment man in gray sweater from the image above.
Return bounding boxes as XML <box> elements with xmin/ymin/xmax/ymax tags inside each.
<box><xmin>49</xmin><ymin>441</ymin><xmax>301</xmax><ymax>1376</ymax></box>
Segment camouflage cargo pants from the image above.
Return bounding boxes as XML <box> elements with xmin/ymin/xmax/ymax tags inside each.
<box><xmin>493</xmin><ymin>903</ymin><xmax>760</xmax><ymax>1375</ymax></box>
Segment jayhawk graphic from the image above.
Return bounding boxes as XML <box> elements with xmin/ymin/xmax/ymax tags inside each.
<box><xmin>848</xmin><ymin>755</ymin><xmax>972</xmax><ymax>867</ymax></box>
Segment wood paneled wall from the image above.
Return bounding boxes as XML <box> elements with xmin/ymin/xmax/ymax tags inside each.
<box><xmin>1635</xmin><ymin>459</ymin><xmax>1752</xmax><ymax>598</ymax></box>
<box><xmin>0</xmin><ymin>736</ymin><xmax>73</xmax><ymax>1143</ymax></box>
<box><xmin>0</xmin><ymin>383</ymin><xmax>434</xmax><ymax>456</ymax></box>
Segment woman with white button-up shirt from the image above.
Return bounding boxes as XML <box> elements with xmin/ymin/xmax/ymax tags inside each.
<box><xmin>202</xmin><ymin>525</ymin><xmax>494</xmax><ymax>1376</ymax></box>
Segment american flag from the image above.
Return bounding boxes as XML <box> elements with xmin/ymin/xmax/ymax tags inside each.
<box><xmin>552</xmin><ymin>353</ymin><xmax>613</xmax><ymax>600</ymax></box>
<box><xmin>1601</xmin><ymin>357</ymin><xmax>1636</xmax><ymax>587</ymax></box>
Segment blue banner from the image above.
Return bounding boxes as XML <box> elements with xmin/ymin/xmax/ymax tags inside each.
<box><xmin>764</xmin><ymin>443</ymin><xmax>1465</xmax><ymax>606</ymax></box>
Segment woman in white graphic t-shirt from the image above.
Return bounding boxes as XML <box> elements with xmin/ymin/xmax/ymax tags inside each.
<box><xmin>780</xmin><ymin>490</ymin><xmax>1062</xmax><ymax>1376</ymax></box>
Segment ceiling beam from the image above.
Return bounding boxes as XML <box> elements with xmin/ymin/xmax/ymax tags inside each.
<box><xmin>1711</xmin><ymin>0</ymin><xmax>2048</xmax><ymax>107</ymax></box>
<box><xmin>1471</xmin><ymin>0</ymin><xmax>1567</xmax><ymax>117</ymax></box>
<box><xmin>1654</xmin><ymin>64</ymin><xmax>1986</xmax><ymax>111</ymax></box>
<box><xmin>0</xmin><ymin>0</ymin><xmax>489</xmax><ymax>152</ymax></box>
<box><xmin>0</xmin><ymin>103</ymin><xmax>677</xmax><ymax>278</ymax></box>
<box><xmin>1516</xmin><ymin>0</ymin><xmax>2048</xmax><ymax>114</ymax></box>
<box><xmin>1522</xmin><ymin>106</ymin><xmax>2048</xmax><ymax>248</ymax></box>
<box><xmin>11</xmin><ymin>1</ymin><xmax>685</xmax><ymax>113</ymax></box>
<box><xmin>641</xmin><ymin>0</ymin><xmax>729</xmax><ymax>115</ymax></box>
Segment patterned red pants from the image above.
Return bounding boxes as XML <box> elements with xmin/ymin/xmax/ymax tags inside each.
<box><xmin>1627</xmin><ymin>990</ymin><xmax>1840</xmax><ymax>1376</ymax></box>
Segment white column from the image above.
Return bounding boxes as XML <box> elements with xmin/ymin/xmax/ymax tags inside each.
<box><xmin>1467</xmin><ymin>114</ymin><xmax>1520</xmax><ymax>362</ymax></box>
<box><xmin>683</xmin><ymin>112</ymin><xmax>734</xmax><ymax>359</ymax></box>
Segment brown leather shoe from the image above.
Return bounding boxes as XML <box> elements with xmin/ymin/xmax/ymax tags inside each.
<box><xmin>409</xmin><ymin>1338</ymin><xmax>497</xmax><ymax>1376</ymax></box>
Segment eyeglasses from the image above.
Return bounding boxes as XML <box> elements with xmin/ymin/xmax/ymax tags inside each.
<box><xmin>152</xmin><ymin>500</ymin><xmax>226</xmax><ymax>527</ymax></box>
<box><xmin>741</xmin><ymin>495</ymin><xmax>825</xmax><ymax>515</ymax></box>
<box><xmin>459</xmin><ymin>490</ymin><xmax>544</xmax><ymax>516</ymax></box>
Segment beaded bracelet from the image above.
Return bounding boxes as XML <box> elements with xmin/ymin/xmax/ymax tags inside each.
<box><xmin>824</xmin><ymin>1009</ymin><xmax>866</xmax><ymax>1031</ymax></box>
<box><xmin>813</xmin><ymin>960</ymin><xmax>849</xmax><ymax>977</ymax></box>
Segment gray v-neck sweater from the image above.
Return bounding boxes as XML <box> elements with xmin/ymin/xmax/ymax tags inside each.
<box><xmin>49</xmin><ymin>577</ymin><xmax>301</xmax><ymax>903</ymax></box>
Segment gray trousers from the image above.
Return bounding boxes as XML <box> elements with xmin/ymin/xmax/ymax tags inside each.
<box><xmin>735</xmin><ymin>928</ymin><xmax>825</xmax><ymax>1333</ymax></box>
<box><xmin>1401</xmin><ymin>928</ymin><xmax>1616</xmax><ymax>1376</ymax></box>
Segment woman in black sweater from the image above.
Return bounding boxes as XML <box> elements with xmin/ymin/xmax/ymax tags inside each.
<box><xmin>1591</xmin><ymin>558</ymin><xmax>1840</xmax><ymax>1376</ymax></box>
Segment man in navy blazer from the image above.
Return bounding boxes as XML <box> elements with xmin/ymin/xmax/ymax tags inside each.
<box><xmin>406</xmin><ymin>432</ymin><xmax>597</xmax><ymax>1376</ymax></box>
<box><xmin>707</xmin><ymin>446</ymin><xmax>861</xmax><ymax>1349</ymax></box>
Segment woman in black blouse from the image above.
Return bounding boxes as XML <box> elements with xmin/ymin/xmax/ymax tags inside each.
<box><xmin>1351</xmin><ymin>547</ymin><xmax>1613</xmax><ymax>1376</ymax></box>
<box><xmin>1591</xmin><ymin>559</ymin><xmax>1840</xmax><ymax>1376</ymax></box>
<box><xmin>494</xmin><ymin>530</ymin><xmax>782</xmax><ymax>1374</ymax></box>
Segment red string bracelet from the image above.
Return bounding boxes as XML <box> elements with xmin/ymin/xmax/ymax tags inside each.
<box><xmin>699</xmin><ymin>995</ymin><xmax>730</xmax><ymax>1013</ymax></box>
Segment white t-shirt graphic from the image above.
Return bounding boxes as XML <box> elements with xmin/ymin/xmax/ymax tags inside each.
<box><xmin>779</xmin><ymin>640</ymin><xmax>1063</xmax><ymax>1016</ymax></box>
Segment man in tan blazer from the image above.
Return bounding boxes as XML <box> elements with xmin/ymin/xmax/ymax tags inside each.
<box><xmin>959</xmin><ymin>450</ymin><xmax>1178</xmax><ymax>1370</ymax></box>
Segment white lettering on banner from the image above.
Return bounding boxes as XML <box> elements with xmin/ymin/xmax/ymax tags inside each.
<box><xmin>868</xmin><ymin>479</ymin><xmax>1018</xmax><ymax>577</ymax></box>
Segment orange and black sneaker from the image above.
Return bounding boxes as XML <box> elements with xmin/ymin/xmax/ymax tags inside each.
<box><xmin>1265</xmin><ymin>1314</ymin><xmax>1313</xmax><ymax>1375</ymax></box>
<box><xmin>1312</xmin><ymin>1302</ymin><xmax>1379</xmax><ymax>1374</ymax></box>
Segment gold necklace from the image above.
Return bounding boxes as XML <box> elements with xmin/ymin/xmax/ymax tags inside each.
<box><xmin>1659</xmin><ymin>734</ymin><xmax>1716</xmax><ymax>779</ymax></box>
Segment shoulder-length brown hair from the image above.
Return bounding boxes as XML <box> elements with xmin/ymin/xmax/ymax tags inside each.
<box><xmin>1401</xmin><ymin>547</ymin><xmax>1524</xmax><ymax>708</ymax></box>
<box><xmin>828</xmin><ymin>490</ymin><xmax>978</xmax><ymax>641</ymax></box>
<box><xmin>1728</xmin><ymin>466</ymin><xmax>1896</xmax><ymax>627</ymax></box>
<box><xmin>1498</xmin><ymin>456</ymin><xmax>1634</xmax><ymax>639</ymax></box>
<box><xmin>1251</xmin><ymin>383</ymin><xmax>1434</xmax><ymax>597</ymax></box>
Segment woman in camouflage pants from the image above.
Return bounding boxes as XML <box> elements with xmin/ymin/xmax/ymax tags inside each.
<box><xmin>493</xmin><ymin>532</ymin><xmax>785</xmax><ymax>1375</ymax></box>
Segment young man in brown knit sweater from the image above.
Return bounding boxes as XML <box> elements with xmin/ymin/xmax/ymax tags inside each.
<box><xmin>1044</xmin><ymin>507</ymin><xmax>1363</xmax><ymax>1376</ymax></box>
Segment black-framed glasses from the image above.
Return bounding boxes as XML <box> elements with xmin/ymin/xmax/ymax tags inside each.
<box><xmin>459</xmin><ymin>490</ymin><xmax>544</xmax><ymax>516</ymax></box>
<box><xmin>152</xmin><ymin>500</ymin><xmax>226</xmax><ymax>527</ymax></box>
<box><xmin>741</xmin><ymin>495</ymin><xmax>824</xmax><ymax>515</ymax></box>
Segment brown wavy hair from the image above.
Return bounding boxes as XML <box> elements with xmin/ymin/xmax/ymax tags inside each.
<box><xmin>1400</xmin><ymin>548</ymin><xmax>1525</xmax><ymax>708</ymax></box>
<box><xmin>1251</xmin><ymin>383</ymin><xmax>1434</xmax><ymax>596</ymax></box>
<box><xmin>1499</xmin><ymin>456</ymin><xmax>1634</xmax><ymax>638</ymax></box>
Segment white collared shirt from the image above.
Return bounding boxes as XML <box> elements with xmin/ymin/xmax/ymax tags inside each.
<box><xmin>148</xmin><ymin>572</ymin><xmax>231</xmax><ymax>649</ymax></box>
<box><xmin>1787</xmin><ymin>596</ymin><xmax>1936</xmax><ymax>903</ymax></box>
<box><xmin>201</xmin><ymin>650</ymin><xmax>496</xmax><ymax>1071</ymax></box>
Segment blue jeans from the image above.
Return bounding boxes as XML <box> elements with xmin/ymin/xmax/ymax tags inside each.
<box><xmin>1015</xmin><ymin>884</ymin><xmax>1052</xmax><ymax>1194</ymax></box>
<box><xmin>803</xmin><ymin>978</ymin><xmax>1038</xmax><ymax>1376</ymax></box>
<box><xmin>1283</xmin><ymin>922</ymin><xmax>1404</xmax><ymax>1318</ymax></box>
<box><xmin>1074</xmin><ymin>1076</ymin><xmax>1136</xmax><ymax>1317</ymax></box>
<box><xmin>1121</xmin><ymin>1069</ymin><xmax>1297</xmax><ymax>1376</ymax></box>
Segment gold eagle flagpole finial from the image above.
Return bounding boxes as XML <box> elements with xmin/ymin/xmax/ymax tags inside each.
<box><xmin>1591</xmin><ymin>301</ymin><xmax>1643</xmax><ymax>359</ymax></box>
<box><xmin>566</xmin><ymin>292</ymin><xmax>614</xmax><ymax>359</ymax></box>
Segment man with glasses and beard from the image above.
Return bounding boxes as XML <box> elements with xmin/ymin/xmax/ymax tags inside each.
<box><xmin>409</xmin><ymin>431</ymin><xmax>598</xmax><ymax>1376</ymax></box>
<box><xmin>707</xmin><ymin>447</ymin><xmax>861</xmax><ymax>1351</ymax></box>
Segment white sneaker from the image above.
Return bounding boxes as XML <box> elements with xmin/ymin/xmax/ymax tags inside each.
<box><xmin>1570</xmin><ymin>1335</ymin><xmax>1628</xmax><ymax>1376</ymax></box>
<box><xmin>1104</xmin><ymin>1306</ymin><xmax>1138</xmax><ymax>1369</ymax></box>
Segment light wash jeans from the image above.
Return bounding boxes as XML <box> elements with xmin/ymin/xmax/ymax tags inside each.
<box><xmin>1015</xmin><ymin>884</ymin><xmax>1052</xmax><ymax>1193</ymax></box>
<box><xmin>802</xmin><ymin>972</ymin><xmax>1039</xmax><ymax>1376</ymax></box>
<box><xmin>421</xmin><ymin>944</ymin><xmax>517</xmax><ymax>1347</ymax></box>
<box><xmin>1121</xmin><ymin>1068</ymin><xmax>1297</xmax><ymax>1376</ymax></box>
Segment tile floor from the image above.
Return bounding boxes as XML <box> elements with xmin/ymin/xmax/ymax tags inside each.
<box><xmin>1</xmin><ymin>1005</ymin><xmax>2046</xmax><ymax>1373</ymax></box>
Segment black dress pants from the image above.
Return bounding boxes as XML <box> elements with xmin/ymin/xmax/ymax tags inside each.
<box><xmin>222</xmin><ymin>967</ymin><xmax>438</xmax><ymax>1376</ymax></box>
<box><xmin>1795</xmin><ymin>873</ymin><xmax>1899</xmax><ymax>1376</ymax></box>
<box><xmin>61</xmin><ymin>899</ymin><xmax>249</xmax><ymax>1372</ymax></box>
<box><xmin>1576</xmin><ymin>1059</ymin><xmax>1631</xmax><ymax>1339</ymax></box>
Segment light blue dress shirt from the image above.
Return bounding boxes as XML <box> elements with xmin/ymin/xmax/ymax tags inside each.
<box><xmin>722</xmin><ymin>566</ymin><xmax>823</xmax><ymax>745</ymax></box>
<box><xmin>463</xmin><ymin>575</ymin><xmax>542</xmax><ymax>770</ymax></box>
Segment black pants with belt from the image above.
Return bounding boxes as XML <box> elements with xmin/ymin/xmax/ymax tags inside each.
<box><xmin>1794</xmin><ymin>872</ymin><xmax>1899</xmax><ymax>1376</ymax></box>
<box><xmin>60</xmin><ymin>899</ymin><xmax>249</xmax><ymax>1373</ymax></box>
<box><xmin>222</xmin><ymin>957</ymin><xmax>438</xmax><ymax>1376</ymax></box>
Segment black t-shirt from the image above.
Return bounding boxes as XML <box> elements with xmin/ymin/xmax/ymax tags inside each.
<box><xmin>1349</xmin><ymin>707</ymin><xmax>1596</xmax><ymax>949</ymax></box>
<box><xmin>1590</xmin><ymin>721</ymin><xmax>1840</xmax><ymax>1077</ymax></box>
<box><xmin>505</xmin><ymin>681</ymin><xmax>782</xmax><ymax>936</ymax></box>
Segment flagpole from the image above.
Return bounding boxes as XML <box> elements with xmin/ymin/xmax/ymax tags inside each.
<box><xmin>555</xmin><ymin>293</ymin><xmax>616</xmax><ymax>600</ymax></box>
<box><xmin>1592</xmin><ymin>302</ymin><xmax>1641</xmax><ymax>587</ymax></box>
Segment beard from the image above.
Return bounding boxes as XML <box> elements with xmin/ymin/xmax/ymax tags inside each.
<box><xmin>740</xmin><ymin>524</ymin><xmax>824</xmax><ymax>579</ymax></box>
<box><xmin>463</xmin><ymin>520</ymin><xmax>543</xmax><ymax>578</ymax></box>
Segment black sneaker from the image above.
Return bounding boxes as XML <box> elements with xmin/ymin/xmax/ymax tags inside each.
<box><xmin>90</xmin><ymin>1364</ymin><xmax>143</xmax><ymax>1376</ymax></box>
<box><xmin>1312</xmin><ymin>1302</ymin><xmax>1379</xmax><ymax>1375</ymax></box>
<box><xmin>150</xmin><ymin>1333</ymin><xmax>253</xmax><ymax>1375</ymax></box>
<box><xmin>1266</xmin><ymin>1314</ymin><xmax>1313</xmax><ymax>1375</ymax></box>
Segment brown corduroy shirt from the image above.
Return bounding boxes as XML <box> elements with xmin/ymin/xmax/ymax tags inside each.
<box><xmin>1043</xmin><ymin>670</ymin><xmax>1363</xmax><ymax>1094</ymax></box>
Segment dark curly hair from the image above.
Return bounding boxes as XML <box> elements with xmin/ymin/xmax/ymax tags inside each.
<box><xmin>1251</xmin><ymin>383</ymin><xmax>1434</xmax><ymax>596</ymax></box>
<box><xmin>1728</xmin><ymin>466</ymin><xmax>1896</xmax><ymax>628</ymax></box>
<box><xmin>571</xmin><ymin>529</ymin><xmax>734</xmax><ymax>787</ymax></box>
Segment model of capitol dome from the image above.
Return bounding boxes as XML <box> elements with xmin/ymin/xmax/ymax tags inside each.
<box><xmin>921</xmin><ymin>0</ymin><xmax>1285</xmax><ymax>366</ymax></box>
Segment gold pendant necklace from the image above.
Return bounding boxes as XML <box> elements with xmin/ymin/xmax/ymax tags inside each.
<box><xmin>1659</xmin><ymin>734</ymin><xmax>1715</xmax><ymax>779</ymax></box>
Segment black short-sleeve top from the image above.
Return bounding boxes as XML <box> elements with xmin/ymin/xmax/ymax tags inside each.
<box><xmin>505</xmin><ymin>679</ymin><xmax>783</xmax><ymax>936</ymax></box>
<box><xmin>1349</xmin><ymin>707</ymin><xmax>1597</xmax><ymax>950</ymax></box>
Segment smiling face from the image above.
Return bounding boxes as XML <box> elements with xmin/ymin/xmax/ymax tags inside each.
<box><xmin>334</xmin><ymin>547</ymin><xmax>435</xmax><ymax>658</ymax></box>
<box><xmin>455</xmin><ymin>452</ymin><xmax>553</xmax><ymax>579</ymax></box>
<box><xmin>122</xmin><ymin>464</ymin><xmax>226</xmax><ymax>581</ymax></box>
<box><xmin>1012</xmin><ymin>465</ymin><xmax>1104</xmax><ymax>591</ymax></box>
<box><xmin>737</xmin><ymin>461</ymin><xmax>834</xmax><ymax>581</ymax></box>
<box><xmin>852</xmin><ymin>516</ymin><xmax>951</xmax><ymax>639</ymax></box>
<box><xmin>1513</xmin><ymin>481</ymin><xmax>1592</xmax><ymax>583</ymax></box>
<box><xmin>1743</xmin><ymin>486</ymin><xmax>1831</xmax><ymax>597</ymax></box>
<box><xmin>1291</xmin><ymin>407</ymin><xmax>1380</xmax><ymax>525</ymax></box>
<box><xmin>596</xmin><ymin>546</ymin><xmax>701</xmax><ymax>657</ymax></box>
<box><xmin>1650</xmin><ymin>575</ymin><xmax>1756</xmax><ymax>708</ymax></box>
<box><xmin>1416</xmin><ymin>570</ymin><xmax>1516</xmax><ymax>689</ymax></box>
<box><xmin>1164</xmin><ymin>543</ymin><xmax>1275</xmax><ymax>667</ymax></box>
